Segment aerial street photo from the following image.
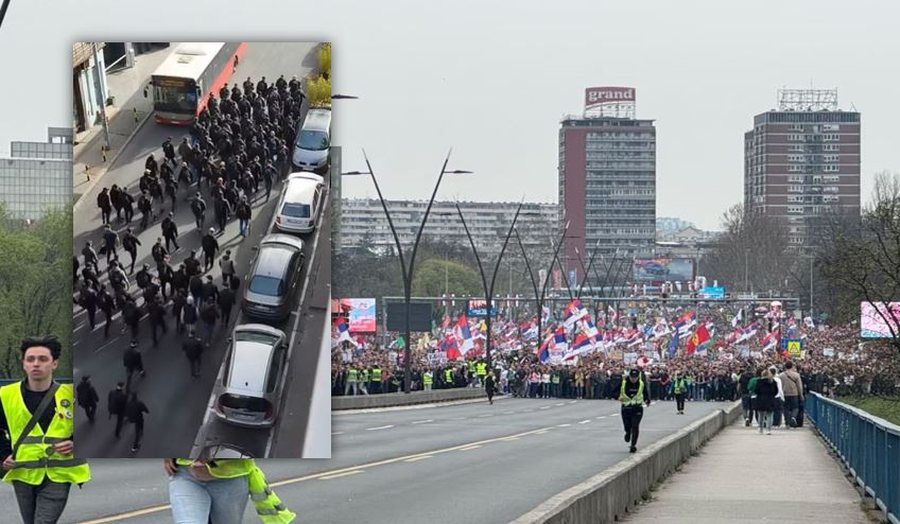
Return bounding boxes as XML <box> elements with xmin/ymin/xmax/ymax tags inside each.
<box><xmin>71</xmin><ymin>41</ymin><xmax>333</xmax><ymax>459</ymax></box>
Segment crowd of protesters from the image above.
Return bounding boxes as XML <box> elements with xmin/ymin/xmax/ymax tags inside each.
<box><xmin>74</xmin><ymin>76</ymin><xmax>306</xmax><ymax>448</ymax></box>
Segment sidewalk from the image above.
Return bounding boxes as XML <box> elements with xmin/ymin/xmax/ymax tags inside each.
<box><xmin>73</xmin><ymin>44</ymin><xmax>177</xmax><ymax>206</ymax></box>
<box><xmin>624</xmin><ymin>419</ymin><xmax>871</xmax><ymax>523</ymax></box>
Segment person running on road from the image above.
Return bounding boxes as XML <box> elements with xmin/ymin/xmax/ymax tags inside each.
<box><xmin>620</xmin><ymin>368</ymin><xmax>651</xmax><ymax>453</ymax></box>
<box><xmin>485</xmin><ymin>369</ymin><xmax>497</xmax><ymax>405</ymax></box>
<box><xmin>0</xmin><ymin>336</ymin><xmax>91</xmax><ymax>523</ymax></box>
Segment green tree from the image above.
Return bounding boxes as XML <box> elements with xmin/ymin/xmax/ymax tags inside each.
<box><xmin>412</xmin><ymin>258</ymin><xmax>482</xmax><ymax>297</ymax></box>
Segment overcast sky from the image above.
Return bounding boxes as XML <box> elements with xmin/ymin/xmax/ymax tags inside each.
<box><xmin>1</xmin><ymin>0</ymin><xmax>898</xmax><ymax>229</ymax></box>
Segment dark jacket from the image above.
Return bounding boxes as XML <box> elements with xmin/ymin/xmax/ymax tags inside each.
<box><xmin>754</xmin><ymin>378</ymin><xmax>778</xmax><ymax>412</ymax></box>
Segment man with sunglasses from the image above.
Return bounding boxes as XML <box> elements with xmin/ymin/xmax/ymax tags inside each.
<box><xmin>0</xmin><ymin>336</ymin><xmax>91</xmax><ymax>523</ymax></box>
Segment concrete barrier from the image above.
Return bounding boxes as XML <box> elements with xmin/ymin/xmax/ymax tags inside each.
<box><xmin>332</xmin><ymin>388</ymin><xmax>490</xmax><ymax>410</ymax></box>
<box><xmin>512</xmin><ymin>401</ymin><xmax>743</xmax><ymax>524</ymax></box>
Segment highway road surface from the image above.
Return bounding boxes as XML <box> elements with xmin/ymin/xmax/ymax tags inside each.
<box><xmin>36</xmin><ymin>398</ymin><xmax>731</xmax><ymax>523</ymax></box>
<box><xmin>72</xmin><ymin>42</ymin><xmax>330</xmax><ymax>458</ymax></box>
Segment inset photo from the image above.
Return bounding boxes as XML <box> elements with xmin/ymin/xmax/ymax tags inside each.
<box><xmin>72</xmin><ymin>41</ymin><xmax>333</xmax><ymax>458</ymax></box>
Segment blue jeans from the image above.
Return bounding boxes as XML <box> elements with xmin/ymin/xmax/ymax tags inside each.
<box><xmin>169</xmin><ymin>468</ymin><xmax>249</xmax><ymax>524</ymax></box>
<box><xmin>239</xmin><ymin>218</ymin><xmax>249</xmax><ymax>237</ymax></box>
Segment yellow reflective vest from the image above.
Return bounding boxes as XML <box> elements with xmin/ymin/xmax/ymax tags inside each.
<box><xmin>619</xmin><ymin>376</ymin><xmax>646</xmax><ymax>407</ymax></box>
<box><xmin>0</xmin><ymin>381</ymin><xmax>91</xmax><ymax>486</ymax></box>
<box><xmin>174</xmin><ymin>459</ymin><xmax>295</xmax><ymax>523</ymax></box>
<box><xmin>423</xmin><ymin>371</ymin><xmax>433</xmax><ymax>385</ymax></box>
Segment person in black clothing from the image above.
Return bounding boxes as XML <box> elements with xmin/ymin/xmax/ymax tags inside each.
<box><xmin>738</xmin><ymin>368</ymin><xmax>755</xmax><ymax>427</ymax></box>
<box><xmin>123</xmin><ymin>340</ymin><xmax>145</xmax><ymax>386</ymax></box>
<box><xmin>201</xmin><ymin>228</ymin><xmax>219</xmax><ymax>271</ymax></box>
<box><xmin>78</xmin><ymin>285</ymin><xmax>98</xmax><ymax>331</ymax></box>
<box><xmin>101</xmin><ymin>224</ymin><xmax>119</xmax><ymax>265</ymax></box>
<box><xmin>218</xmin><ymin>285</ymin><xmax>235</xmax><ymax>326</ymax></box>
<box><xmin>485</xmin><ymin>370</ymin><xmax>497</xmax><ymax>405</ymax></box>
<box><xmin>147</xmin><ymin>296</ymin><xmax>168</xmax><ymax>346</ymax></box>
<box><xmin>121</xmin><ymin>227</ymin><xmax>141</xmax><ymax>274</ymax></box>
<box><xmin>125</xmin><ymin>392</ymin><xmax>149</xmax><ymax>453</ymax></box>
<box><xmin>182</xmin><ymin>334</ymin><xmax>205</xmax><ymax>378</ymax></box>
<box><xmin>97</xmin><ymin>284</ymin><xmax>115</xmax><ymax>338</ymax></box>
<box><xmin>97</xmin><ymin>187</ymin><xmax>112</xmax><ymax>225</ymax></box>
<box><xmin>107</xmin><ymin>381</ymin><xmax>127</xmax><ymax>438</ymax></box>
<box><xmin>620</xmin><ymin>368</ymin><xmax>652</xmax><ymax>453</ymax></box>
<box><xmin>190</xmin><ymin>192</ymin><xmax>207</xmax><ymax>230</ymax></box>
<box><xmin>75</xmin><ymin>375</ymin><xmax>99</xmax><ymax>423</ymax></box>
<box><xmin>161</xmin><ymin>212</ymin><xmax>180</xmax><ymax>252</ymax></box>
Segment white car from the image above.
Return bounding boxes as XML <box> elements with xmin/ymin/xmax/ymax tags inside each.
<box><xmin>273</xmin><ymin>172</ymin><xmax>324</xmax><ymax>234</ymax></box>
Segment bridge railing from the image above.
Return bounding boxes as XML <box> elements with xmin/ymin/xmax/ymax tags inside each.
<box><xmin>806</xmin><ymin>392</ymin><xmax>900</xmax><ymax>524</ymax></box>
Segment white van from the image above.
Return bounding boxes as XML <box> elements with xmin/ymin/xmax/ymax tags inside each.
<box><xmin>273</xmin><ymin>172</ymin><xmax>324</xmax><ymax>234</ymax></box>
<box><xmin>291</xmin><ymin>108</ymin><xmax>331</xmax><ymax>173</ymax></box>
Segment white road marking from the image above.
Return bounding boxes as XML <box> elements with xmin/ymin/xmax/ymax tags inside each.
<box><xmin>366</xmin><ymin>425</ymin><xmax>395</xmax><ymax>431</ymax></box>
<box><xmin>555</xmin><ymin>403</ymin><xmax>565</xmax><ymax>407</ymax></box>
<box><xmin>331</xmin><ymin>431</ymin><xmax>344</xmax><ymax>435</ymax></box>
<box><xmin>569</xmin><ymin>401</ymin><xmax>577</xmax><ymax>404</ymax></box>
<box><xmin>503</xmin><ymin>411</ymin><xmax>514</xmax><ymax>415</ymax></box>
<box><xmin>403</xmin><ymin>456</ymin><xmax>433</xmax><ymax>463</ymax></box>
<box><xmin>579</xmin><ymin>419</ymin><xmax>591</xmax><ymax>425</ymax></box>
<box><xmin>478</xmin><ymin>414</ymin><xmax>492</xmax><ymax>418</ymax></box>
<box><xmin>410</xmin><ymin>419</ymin><xmax>433</xmax><ymax>425</ymax></box>
<box><xmin>556</xmin><ymin>423</ymin><xmax>571</xmax><ymax>428</ymax></box>
<box><xmin>319</xmin><ymin>470</ymin><xmax>363</xmax><ymax>480</ymax></box>
<box><xmin>539</xmin><ymin>406</ymin><xmax>551</xmax><ymax>410</ymax></box>
<box><xmin>459</xmin><ymin>445</ymin><xmax>482</xmax><ymax>451</ymax></box>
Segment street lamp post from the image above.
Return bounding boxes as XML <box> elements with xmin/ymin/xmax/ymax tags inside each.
<box><xmin>515</xmin><ymin>221</ymin><xmax>570</xmax><ymax>346</ymax></box>
<box><xmin>455</xmin><ymin>202</ymin><xmax>523</xmax><ymax>371</ymax></box>
<box><xmin>342</xmin><ymin>150</ymin><xmax>471</xmax><ymax>393</ymax></box>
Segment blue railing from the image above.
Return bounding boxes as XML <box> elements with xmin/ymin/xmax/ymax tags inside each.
<box><xmin>806</xmin><ymin>393</ymin><xmax>900</xmax><ymax>524</ymax></box>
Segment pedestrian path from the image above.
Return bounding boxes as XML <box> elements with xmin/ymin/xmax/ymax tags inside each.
<box><xmin>623</xmin><ymin>418</ymin><xmax>869</xmax><ymax>523</ymax></box>
<box><xmin>73</xmin><ymin>44</ymin><xmax>176</xmax><ymax>206</ymax></box>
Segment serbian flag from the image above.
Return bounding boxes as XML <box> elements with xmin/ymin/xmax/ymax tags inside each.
<box><xmin>761</xmin><ymin>331</ymin><xmax>778</xmax><ymax>352</ymax></box>
<box><xmin>537</xmin><ymin>332</ymin><xmax>553</xmax><ymax>363</ymax></box>
<box><xmin>441</xmin><ymin>314</ymin><xmax>452</xmax><ymax>329</ymax></box>
<box><xmin>441</xmin><ymin>334</ymin><xmax>461</xmax><ymax>361</ymax></box>
<box><xmin>607</xmin><ymin>305</ymin><xmax>618</xmax><ymax>324</ymax></box>
<box><xmin>563</xmin><ymin>299</ymin><xmax>590</xmax><ymax>329</ymax></box>
<box><xmin>454</xmin><ymin>315</ymin><xmax>475</xmax><ymax>356</ymax></box>
<box><xmin>332</xmin><ymin>316</ymin><xmax>354</xmax><ymax>347</ymax></box>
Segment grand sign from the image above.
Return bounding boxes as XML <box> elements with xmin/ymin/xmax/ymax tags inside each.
<box><xmin>585</xmin><ymin>86</ymin><xmax>636</xmax><ymax>109</ymax></box>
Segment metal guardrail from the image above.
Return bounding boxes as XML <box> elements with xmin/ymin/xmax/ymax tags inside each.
<box><xmin>806</xmin><ymin>393</ymin><xmax>900</xmax><ymax>524</ymax></box>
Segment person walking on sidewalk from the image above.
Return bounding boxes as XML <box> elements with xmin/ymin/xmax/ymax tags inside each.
<box><xmin>620</xmin><ymin>368</ymin><xmax>652</xmax><ymax>453</ymax></box>
<box><xmin>97</xmin><ymin>187</ymin><xmax>113</xmax><ymax>225</ymax></box>
<box><xmin>754</xmin><ymin>368</ymin><xmax>778</xmax><ymax>435</ymax></box>
<box><xmin>779</xmin><ymin>361</ymin><xmax>804</xmax><ymax>428</ymax></box>
<box><xmin>1</xmin><ymin>336</ymin><xmax>92</xmax><ymax>524</ymax></box>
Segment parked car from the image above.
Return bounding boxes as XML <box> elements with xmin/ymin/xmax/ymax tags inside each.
<box><xmin>291</xmin><ymin>108</ymin><xmax>331</xmax><ymax>173</ymax></box>
<box><xmin>214</xmin><ymin>323</ymin><xmax>288</xmax><ymax>428</ymax></box>
<box><xmin>242</xmin><ymin>234</ymin><xmax>305</xmax><ymax>322</ymax></box>
<box><xmin>273</xmin><ymin>173</ymin><xmax>324</xmax><ymax>234</ymax></box>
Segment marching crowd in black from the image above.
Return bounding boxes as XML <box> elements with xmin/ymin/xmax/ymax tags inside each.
<box><xmin>73</xmin><ymin>75</ymin><xmax>306</xmax><ymax>452</ymax></box>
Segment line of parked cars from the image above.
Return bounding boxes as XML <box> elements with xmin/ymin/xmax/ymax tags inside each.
<box><xmin>213</xmin><ymin>106</ymin><xmax>331</xmax><ymax>429</ymax></box>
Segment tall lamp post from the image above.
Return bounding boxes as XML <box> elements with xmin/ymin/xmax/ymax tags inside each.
<box><xmin>455</xmin><ymin>202</ymin><xmax>523</xmax><ymax>370</ymax></box>
<box><xmin>342</xmin><ymin>150</ymin><xmax>472</xmax><ymax>393</ymax></box>
<box><xmin>515</xmin><ymin>221</ymin><xmax>570</xmax><ymax>345</ymax></box>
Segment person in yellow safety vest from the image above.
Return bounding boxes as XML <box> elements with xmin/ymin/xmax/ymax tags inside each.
<box><xmin>1</xmin><ymin>336</ymin><xmax>91</xmax><ymax>524</ymax></box>
<box><xmin>476</xmin><ymin>361</ymin><xmax>487</xmax><ymax>387</ymax></box>
<box><xmin>359</xmin><ymin>368</ymin><xmax>369</xmax><ymax>395</ymax></box>
<box><xmin>371</xmin><ymin>366</ymin><xmax>383</xmax><ymax>394</ymax></box>
<box><xmin>165</xmin><ymin>458</ymin><xmax>296</xmax><ymax>523</ymax></box>
<box><xmin>468</xmin><ymin>361</ymin><xmax>477</xmax><ymax>387</ymax></box>
<box><xmin>672</xmin><ymin>371</ymin><xmax>687</xmax><ymax>415</ymax></box>
<box><xmin>619</xmin><ymin>368</ymin><xmax>652</xmax><ymax>453</ymax></box>
<box><xmin>345</xmin><ymin>366</ymin><xmax>359</xmax><ymax>396</ymax></box>
<box><xmin>423</xmin><ymin>370</ymin><xmax>434</xmax><ymax>391</ymax></box>
<box><xmin>444</xmin><ymin>367</ymin><xmax>454</xmax><ymax>389</ymax></box>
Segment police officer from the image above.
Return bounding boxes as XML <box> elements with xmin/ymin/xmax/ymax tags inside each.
<box><xmin>0</xmin><ymin>336</ymin><xmax>91</xmax><ymax>523</ymax></box>
<box><xmin>619</xmin><ymin>368</ymin><xmax>652</xmax><ymax>453</ymax></box>
<box><xmin>673</xmin><ymin>370</ymin><xmax>687</xmax><ymax>415</ymax></box>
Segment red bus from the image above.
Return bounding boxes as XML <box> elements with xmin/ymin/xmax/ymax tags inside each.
<box><xmin>150</xmin><ymin>42</ymin><xmax>248</xmax><ymax>125</ymax></box>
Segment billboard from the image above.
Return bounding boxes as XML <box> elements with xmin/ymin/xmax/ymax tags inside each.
<box><xmin>467</xmin><ymin>299</ymin><xmax>497</xmax><ymax>318</ymax></box>
<box><xmin>632</xmin><ymin>258</ymin><xmax>695</xmax><ymax>283</ymax></box>
<box><xmin>584</xmin><ymin>86</ymin><xmax>636</xmax><ymax>109</ymax></box>
<box><xmin>699</xmin><ymin>286</ymin><xmax>725</xmax><ymax>300</ymax></box>
<box><xmin>342</xmin><ymin>298</ymin><xmax>377</xmax><ymax>333</ymax></box>
<box><xmin>860</xmin><ymin>302</ymin><xmax>900</xmax><ymax>338</ymax></box>
<box><xmin>386</xmin><ymin>302</ymin><xmax>433</xmax><ymax>332</ymax></box>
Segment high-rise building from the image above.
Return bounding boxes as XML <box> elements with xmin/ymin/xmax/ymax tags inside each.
<box><xmin>0</xmin><ymin>128</ymin><xmax>71</xmax><ymax>220</ymax></box>
<box><xmin>559</xmin><ymin>86</ymin><xmax>656</xmax><ymax>284</ymax></box>
<box><xmin>744</xmin><ymin>89</ymin><xmax>860</xmax><ymax>247</ymax></box>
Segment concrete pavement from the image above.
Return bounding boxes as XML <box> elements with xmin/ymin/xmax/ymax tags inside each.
<box><xmin>623</xmin><ymin>419</ymin><xmax>871</xmax><ymax>523</ymax></box>
<box><xmin>22</xmin><ymin>398</ymin><xmax>732</xmax><ymax>523</ymax></box>
<box><xmin>73</xmin><ymin>44</ymin><xmax>175</xmax><ymax>206</ymax></box>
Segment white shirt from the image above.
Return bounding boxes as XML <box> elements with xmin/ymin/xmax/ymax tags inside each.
<box><xmin>772</xmin><ymin>375</ymin><xmax>785</xmax><ymax>400</ymax></box>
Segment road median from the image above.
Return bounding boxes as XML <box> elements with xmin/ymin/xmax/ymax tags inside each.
<box><xmin>511</xmin><ymin>400</ymin><xmax>742</xmax><ymax>524</ymax></box>
<box><xmin>333</xmin><ymin>388</ymin><xmax>489</xmax><ymax>410</ymax></box>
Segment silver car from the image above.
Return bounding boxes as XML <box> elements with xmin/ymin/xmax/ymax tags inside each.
<box><xmin>214</xmin><ymin>324</ymin><xmax>288</xmax><ymax>428</ymax></box>
<box><xmin>242</xmin><ymin>234</ymin><xmax>305</xmax><ymax>322</ymax></box>
<box><xmin>291</xmin><ymin>108</ymin><xmax>331</xmax><ymax>173</ymax></box>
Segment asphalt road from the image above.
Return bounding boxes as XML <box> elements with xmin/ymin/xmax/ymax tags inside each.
<box><xmin>72</xmin><ymin>42</ymin><xmax>327</xmax><ymax>458</ymax></box>
<box><xmin>40</xmin><ymin>398</ymin><xmax>731</xmax><ymax>523</ymax></box>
